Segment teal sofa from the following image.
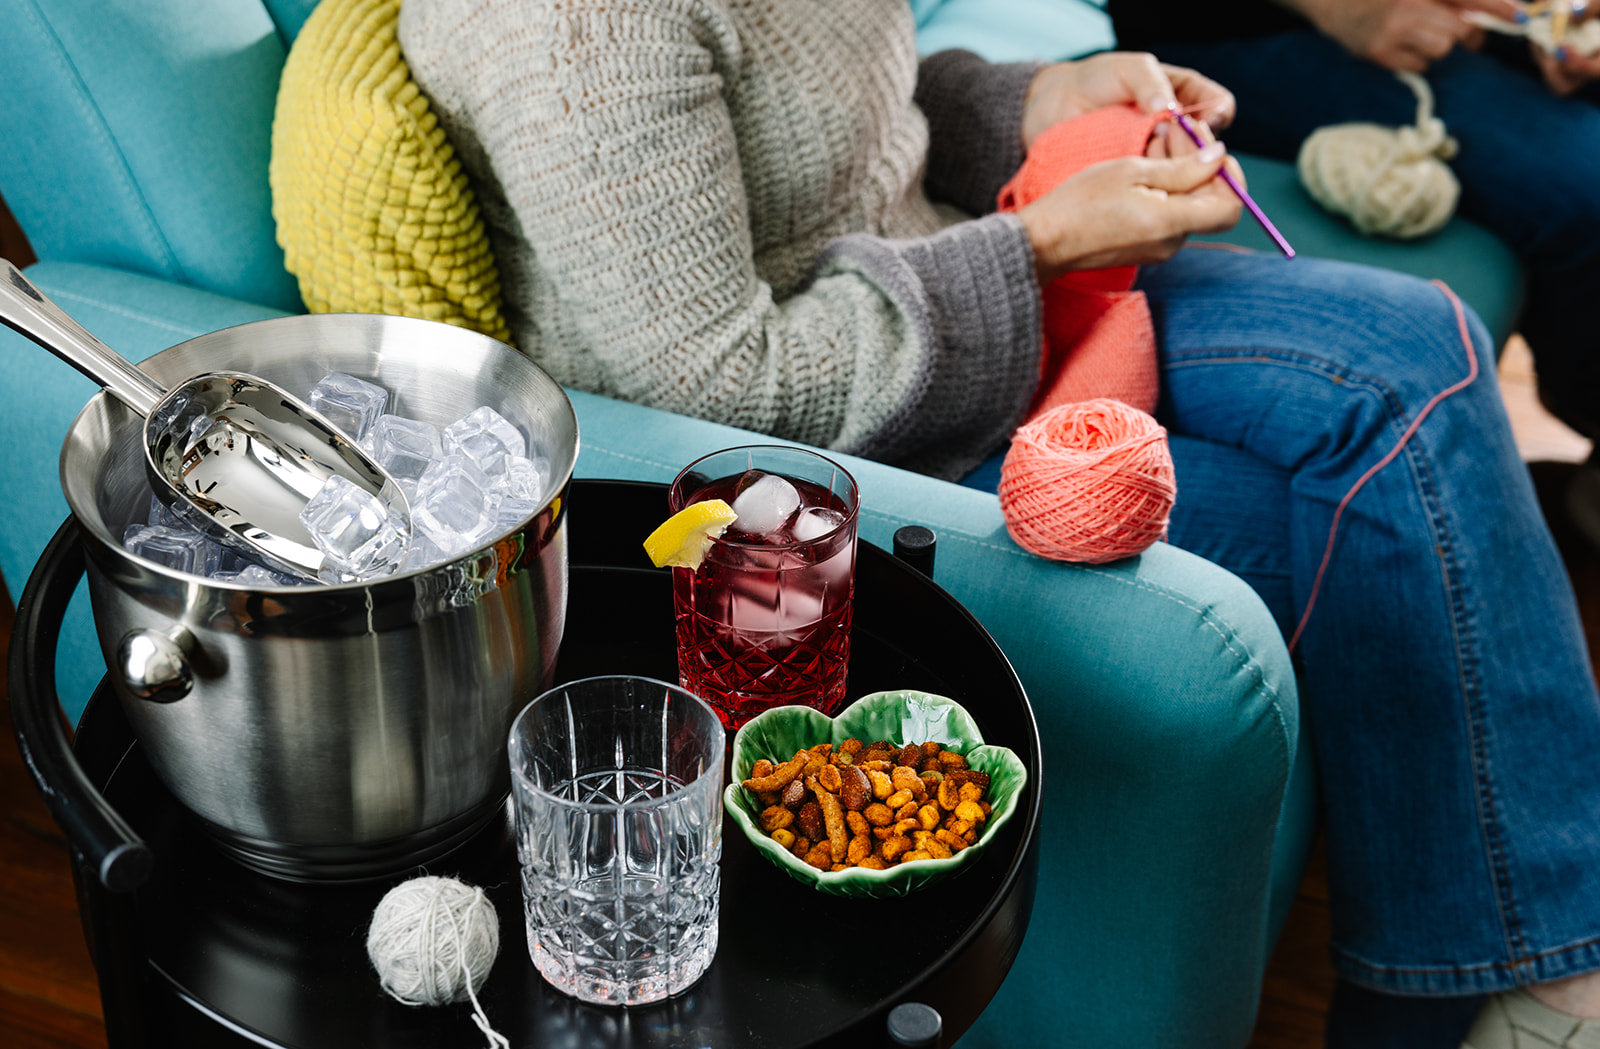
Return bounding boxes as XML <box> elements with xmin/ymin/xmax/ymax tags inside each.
<box><xmin>0</xmin><ymin>1</ymin><xmax>1311</xmax><ymax>1045</ymax></box>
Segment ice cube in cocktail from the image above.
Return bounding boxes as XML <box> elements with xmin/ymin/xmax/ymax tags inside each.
<box><xmin>669</xmin><ymin>450</ymin><xmax>859</xmax><ymax>730</ymax></box>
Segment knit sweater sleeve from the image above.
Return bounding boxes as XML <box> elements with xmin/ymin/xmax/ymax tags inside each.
<box><xmin>399</xmin><ymin>0</ymin><xmax>1042</xmax><ymax>481</ymax></box>
<box><xmin>914</xmin><ymin>49</ymin><xmax>1039</xmax><ymax>217</ymax></box>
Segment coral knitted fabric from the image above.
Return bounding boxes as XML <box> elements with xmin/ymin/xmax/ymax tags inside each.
<box><xmin>997</xmin><ymin>105</ymin><xmax>1165</xmax><ymax>416</ymax></box>
<box><xmin>994</xmin><ymin>106</ymin><xmax>1176</xmax><ymax>563</ymax></box>
<box><xmin>271</xmin><ymin>0</ymin><xmax>510</xmax><ymax>343</ymax></box>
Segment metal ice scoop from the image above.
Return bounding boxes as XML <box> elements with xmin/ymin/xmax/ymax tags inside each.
<box><xmin>0</xmin><ymin>260</ymin><xmax>412</xmax><ymax>580</ymax></box>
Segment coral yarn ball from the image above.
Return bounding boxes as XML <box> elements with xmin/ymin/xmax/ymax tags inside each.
<box><xmin>998</xmin><ymin>399</ymin><xmax>1176</xmax><ymax>564</ymax></box>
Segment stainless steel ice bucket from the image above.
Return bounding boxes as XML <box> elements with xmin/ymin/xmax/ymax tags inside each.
<box><xmin>58</xmin><ymin>313</ymin><xmax>578</xmax><ymax>881</ymax></box>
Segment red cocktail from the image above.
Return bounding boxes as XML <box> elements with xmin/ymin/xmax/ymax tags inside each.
<box><xmin>669</xmin><ymin>446</ymin><xmax>859</xmax><ymax>730</ymax></box>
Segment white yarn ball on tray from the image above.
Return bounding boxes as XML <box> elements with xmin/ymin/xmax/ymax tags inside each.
<box><xmin>367</xmin><ymin>875</ymin><xmax>509</xmax><ymax>1047</ymax></box>
<box><xmin>1298</xmin><ymin>71</ymin><xmax>1460</xmax><ymax>240</ymax></box>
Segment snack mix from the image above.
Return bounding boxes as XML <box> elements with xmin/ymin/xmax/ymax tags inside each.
<box><xmin>741</xmin><ymin>739</ymin><xmax>992</xmax><ymax>871</ymax></box>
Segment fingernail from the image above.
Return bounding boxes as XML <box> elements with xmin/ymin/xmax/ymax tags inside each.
<box><xmin>1515</xmin><ymin>10</ymin><xmax>1529</xmax><ymax>23</ymax></box>
<box><xmin>1557</xmin><ymin>46</ymin><xmax>1571</xmax><ymax>62</ymax></box>
<box><xmin>1198</xmin><ymin>141</ymin><xmax>1225</xmax><ymax>162</ymax></box>
<box><xmin>1151</xmin><ymin>97</ymin><xmax>1179</xmax><ymax>113</ymax></box>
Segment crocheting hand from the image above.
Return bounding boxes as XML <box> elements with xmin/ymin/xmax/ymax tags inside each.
<box><xmin>1287</xmin><ymin>0</ymin><xmax>1520</xmax><ymax>72</ymax></box>
<box><xmin>1013</xmin><ymin>143</ymin><xmax>1244</xmax><ymax>285</ymax></box>
<box><xmin>1528</xmin><ymin>4</ymin><xmax>1600</xmax><ymax>94</ymax></box>
<box><xmin>1021</xmin><ymin>51</ymin><xmax>1235</xmax><ymax>152</ymax></box>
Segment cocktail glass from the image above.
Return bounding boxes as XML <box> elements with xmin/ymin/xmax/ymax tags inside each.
<box><xmin>668</xmin><ymin>445</ymin><xmax>859</xmax><ymax>730</ymax></box>
<box><xmin>508</xmin><ymin>675</ymin><xmax>724</xmax><ymax>1006</ymax></box>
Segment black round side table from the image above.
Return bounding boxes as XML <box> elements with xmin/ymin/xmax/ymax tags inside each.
<box><xmin>12</xmin><ymin>479</ymin><xmax>1042</xmax><ymax>1048</ymax></box>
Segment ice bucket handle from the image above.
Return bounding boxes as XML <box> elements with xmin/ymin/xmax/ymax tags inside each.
<box><xmin>9</xmin><ymin>518</ymin><xmax>152</xmax><ymax>892</ymax></box>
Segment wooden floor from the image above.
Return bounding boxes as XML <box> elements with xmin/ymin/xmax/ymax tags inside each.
<box><xmin>0</xmin><ymin>172</ymin><xmax>1593</xmax><ymax>1048</ymax></box>
<box><xmin>0</xmin><ymin>592</ymin><xmax>109</xmax><ymax>1049</ymax></box>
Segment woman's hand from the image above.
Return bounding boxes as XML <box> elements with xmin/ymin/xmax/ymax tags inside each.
<box><xmin>1014</xmin><ymin>137</ymin><xmax>1244</xmax><ymax>285</ymax></box>
<box><xmin>1530</xmin><ymin>3</ymin><xmax>1600</xmax><ymax>95</ymax></box>
<box><xmin>1288</xmin><ymin>0</ymin><xmax>1520</xmax><ymax>72</ymax></box>
<box><xmin>1021</xmin><ymin>52</ymin><xmax>1236</xmax><ymax>152</ymax></box>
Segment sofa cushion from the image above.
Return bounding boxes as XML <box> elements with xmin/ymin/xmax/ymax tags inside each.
<box><xmin>270</xmin><ymin>0</ymin><xmax>510</xmax><ymax>342</ymax></box>
<box><xmin>1204</xmin><ymin>154</ymin><xmax>1524</xmax><ymax>346</ymax></box>
<box><xmin>263</xmin><ymin>0</ymin><xmax>321</xmax><ymax>46</ymax></box>
<box><xmin>0</xmin><ymin>0</ymin><xmax>304</xmax><ymax>313</ymax></box>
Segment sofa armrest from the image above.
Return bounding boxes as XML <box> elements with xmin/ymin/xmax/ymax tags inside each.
<box><xmin>0</xmin><ymin>262</ymin><xmax>292</xmax><ymax>722</ymax></box>
<box><xmin>571</xmin><ymin>389</ymin><xmax>1299</xmax><ymax>1047</ymax></box>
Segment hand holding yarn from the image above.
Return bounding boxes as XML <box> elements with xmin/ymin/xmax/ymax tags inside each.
<box><xmin>998</xmin><ymin>399</ymin><xmax>1176</xmax><ymax>564</ymax></box>
<box><xmin>367</xmin><ymin>875</ymin><xmax>510</xmax><ymax>1048</ymax></box>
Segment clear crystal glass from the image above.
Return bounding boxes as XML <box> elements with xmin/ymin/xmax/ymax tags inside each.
<box><xmin>307</xmin><ymin>371</ymin><xmax>390</xmax><ymax>442</ymax></box>
<box><xmin>668</xmin><ymin>446</ymin><xmax>859</xmax><ymax>730</ymax></box>
<box><xmin>508</xmin><ymin>676</ymin><xmax>724</xmax><ymax>1006</ymax></box>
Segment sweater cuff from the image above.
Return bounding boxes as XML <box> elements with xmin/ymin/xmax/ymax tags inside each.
<box><xmin>914</xmin><ymin>50</ymin><xmax>1040</xmax><ymax>217</ymax></box>
<box><xmin>816</xmin><ymin>212</ymin><xmax>1042</xmax><ymax>481</ymax></box>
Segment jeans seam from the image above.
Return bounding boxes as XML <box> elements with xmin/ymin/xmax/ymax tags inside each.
<box><xmin>1406</xmin><ymin>406</ymin><xmax>1533</xmax><ymax>976</ymax></box>
<box><xmin>1340</xmin><ymin>932</ymin><xmax>1600</xmax><ymax>977</ymax></box>
<box><xmin>1168</xmin><ymin>338</ymin><xmax>1535</xmax><ymax>984</ymax></box>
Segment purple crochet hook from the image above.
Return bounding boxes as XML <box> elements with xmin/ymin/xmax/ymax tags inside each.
<box><xmin>1172</xmin><ymin>110</ymin><xmax>1296</xmax><ymax>259</ymax></box>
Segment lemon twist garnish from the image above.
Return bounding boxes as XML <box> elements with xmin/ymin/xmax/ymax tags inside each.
<box><xmin>643</xmin><ymin>499</ymin><xmax>738</xmax><ymax>569</ymax></box>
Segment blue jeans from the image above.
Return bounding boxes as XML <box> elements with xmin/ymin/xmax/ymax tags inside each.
<box><xmin>964</xmin><ymin>247</ymin><xmax>1600</xmax><ymax>1042</ymax></box>
<box><xmin>1151</xmin><ymin>31</ymin><xmax>1600</xmax><ymax>439</ymax></box>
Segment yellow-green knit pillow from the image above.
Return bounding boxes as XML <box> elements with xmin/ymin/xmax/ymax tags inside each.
<box><xmin>270</xmin><ymin>0</ymin><xmax>510</xmax><ymax>343</ymax></box>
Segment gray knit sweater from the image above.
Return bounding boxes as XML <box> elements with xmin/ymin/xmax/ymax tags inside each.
<box><xmin>399</xmin><ymin>0</ymin><xmax>1044</xmax><ymax>479</ymax></box>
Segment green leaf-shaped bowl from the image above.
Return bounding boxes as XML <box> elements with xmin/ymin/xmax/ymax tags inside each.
<box><xmin>724</xmin><ymin>690</ymin><xmax>1028</xmax><ymax>898</ymax></box>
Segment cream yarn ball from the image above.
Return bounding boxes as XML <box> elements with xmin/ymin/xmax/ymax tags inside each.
<box><xmin>367</xmin><ymin>875</ymin><xmax>500</xmax><ymax>1005</ymax></box>
<box><xmin>1297</xmin><ymin>71</ymin><xmax>1459</xmax><ymax>240</ymax></box>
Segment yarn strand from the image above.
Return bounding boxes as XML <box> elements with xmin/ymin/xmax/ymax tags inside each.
<box><xmin>448</xmin><ymin>895</ymin><xmax>511</xmax><ymax>1049</ymax></box>
<box><xmin>1285</xmin><ymin>280</ymin><xmax>1479</xmax><ymax>654</ymax></box>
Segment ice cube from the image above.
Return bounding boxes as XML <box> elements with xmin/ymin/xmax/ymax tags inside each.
<box><xmin>730</xmin><ymin>472</ymin><xmax>801</xmax><ymax>536</ymax></box>
<box><xmin>498</xmin><ymin>455</ymin><xmax>548</xmax><ymax>501</ymax></box>
<box><xmin>492</xmin><ymin>455</ymin><xmax>550</xmax><ymax>528</ymax></box>
<box><xmin>367</xmin><ymin>414</ymin><xmax>442</xmax><ymax>487</ymax></box>
<box><xmin>141</xmin><ymin>494</ymin><xmax>253</xmax><ymax>573</ymax></box>
<box><xmin>413</xmin><ymin>453</ymin><xmax>501</xmax><ymax>556</ymax></box>
<box><xmin>146</xmin><ymin>492</ymin><xmax>215</xmax><ymax>534</ymax></box>
<box><xmin>123</xmin><ymin>524</ymin><xmax>224</xmax><ymax>577</ymax></box>
<box><xmin>299</xmin><ymin>474</ymin><xmax>409</xmax><ymax>579</ymax></box>
<box><xmin>308</xmin><ymin>372</ymin><xmax>389</xmax><ymax>442</ymax></box>
<box><xmin>791</xmin><ymin>506</ymin><xmax>845</xmax><ymax>543</ymax></box>
<box><xmin>442</xmin><ymin>406</ymin><xmax>525</xmax><ymax>477</ymax></box>
<box><xmin>146</xmin><ymin>493</ymin><xmax>180</xmax><ymax>528</ymax></box>
<box><xmin>402</xmin><ymin>530</ymin><xmax>450</xmax><ymax>572</ymax></box>
<box><xmin>213</xmin><ymin>542</ymin><xmax>250</xmax><ymax>576</ymax></box>
<box><xmin>215</xmin><ymin>564</ymin><xmax>303</xmax><ymax>587</ymax></box>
